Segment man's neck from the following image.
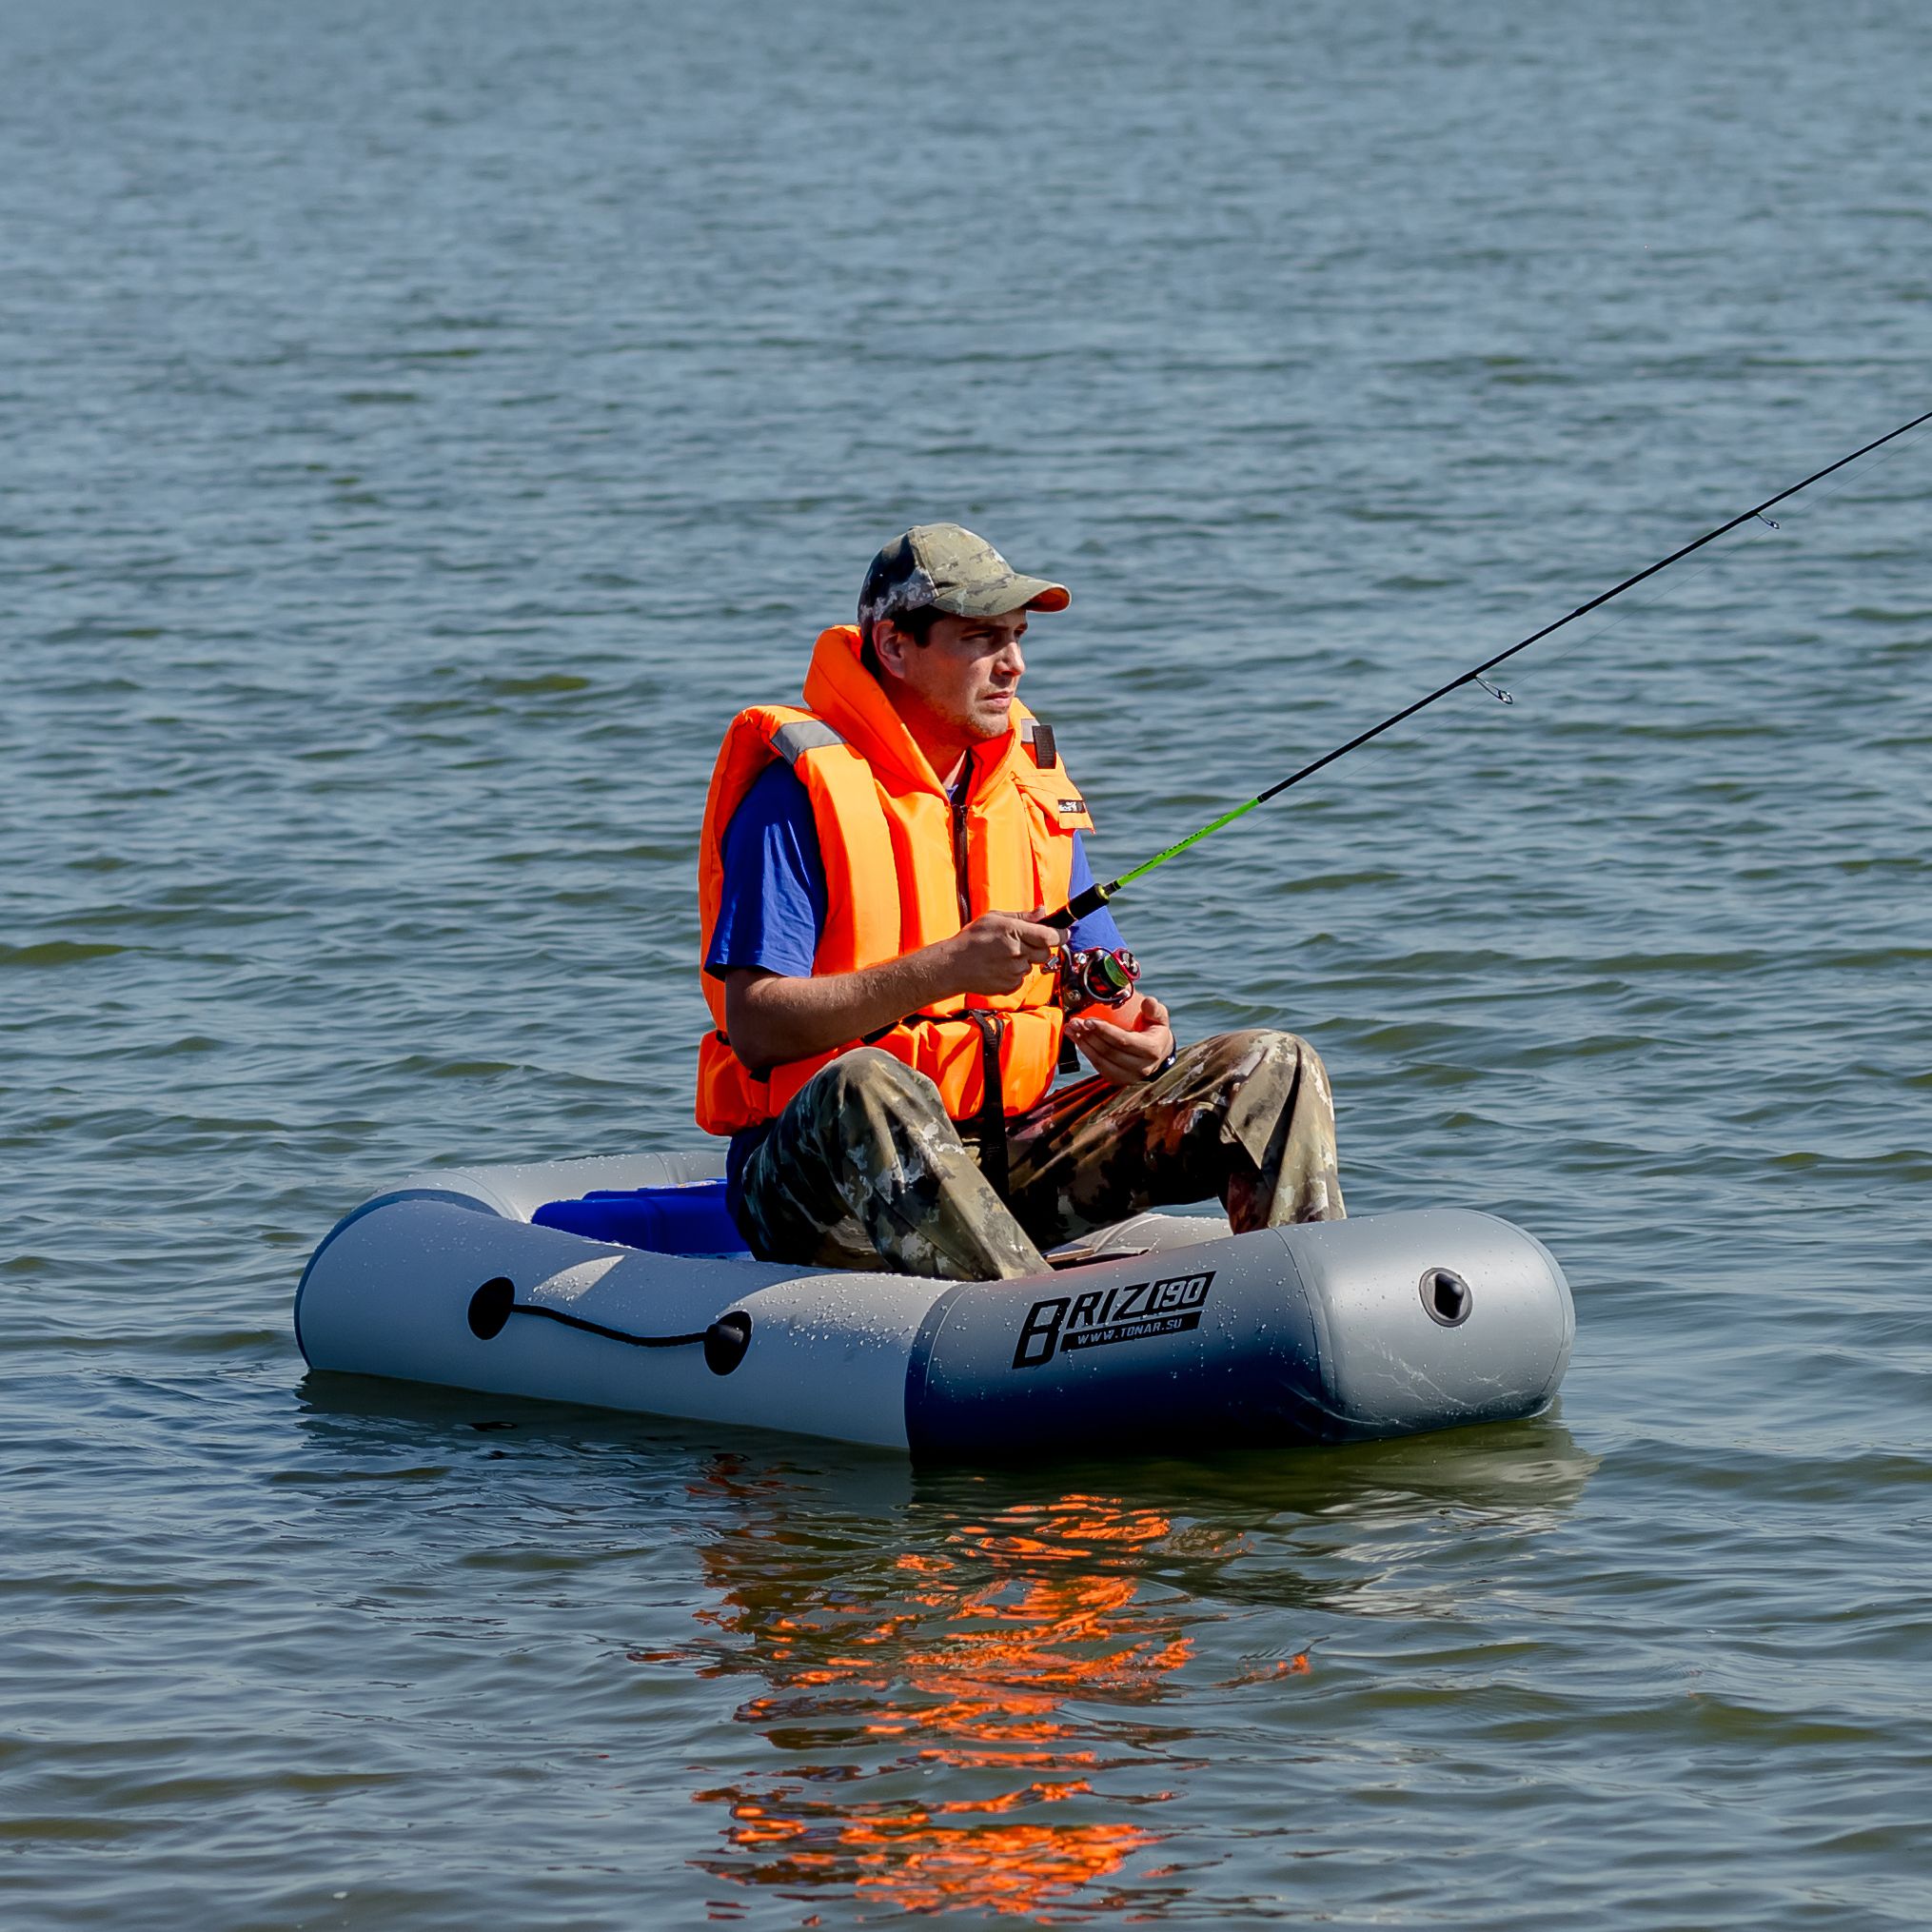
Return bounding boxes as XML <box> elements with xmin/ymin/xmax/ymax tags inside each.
<box><xmin>903</xmin><ymin>721</ymin><xmax>972</xmax><ymax>792</ymax></box>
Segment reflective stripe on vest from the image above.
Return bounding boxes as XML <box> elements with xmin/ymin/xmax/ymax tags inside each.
<box><xmin>771</xmin><ymin>718</ymin><xmax>845</xmax><ymax>765</ymax></box>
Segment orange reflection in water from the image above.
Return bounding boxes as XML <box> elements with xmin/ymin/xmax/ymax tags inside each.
<box><xmin>684</xmin><ymin>1465</ymin><xmax>1209</xmax><ymax>1920</ymax></box>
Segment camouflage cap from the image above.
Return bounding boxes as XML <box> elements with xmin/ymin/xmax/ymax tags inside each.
<box><xmin>858</xmin><ymin>523</ymin><xmax>1071</xmax><ymax>632</ymax></box>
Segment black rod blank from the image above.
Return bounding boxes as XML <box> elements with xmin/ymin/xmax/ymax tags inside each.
<box><xmin>1046</xmin><ymin>405</ymin><xmax>1932</xmax><ymax>932</ymax></box>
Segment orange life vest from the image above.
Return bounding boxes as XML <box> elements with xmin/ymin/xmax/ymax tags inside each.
<box><xmin>696</xmin><ymin>624</ymin><xmax>1094</xmax><ymax>1136</ymax></box>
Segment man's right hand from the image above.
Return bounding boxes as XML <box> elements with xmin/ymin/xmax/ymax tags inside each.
<box><xmin>942</xmin><ymin>910</ymin><xmax>1062</xmax><ymax>996</ymax></box>
<box><xmin>722</xmin><ymin>910</ymin><xmax>1061</xmax><ymax>1072</ymax></box>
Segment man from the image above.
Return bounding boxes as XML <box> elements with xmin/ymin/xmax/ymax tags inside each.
<box><xmin>697</xmin><ymin>523</ymin><xmax>1344</xmax><ymax>1280</ymax></box>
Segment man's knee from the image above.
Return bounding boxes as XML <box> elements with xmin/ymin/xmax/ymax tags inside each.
<box><xmin>815</xmin><ymin>1047</ymin><xmax>943</xmax><ymax>1114</ymax></box>
<box><xmin>1194</xmin><ymin>1028</ymin><xmax>1322</xmax><ymax>1079</ymax></box>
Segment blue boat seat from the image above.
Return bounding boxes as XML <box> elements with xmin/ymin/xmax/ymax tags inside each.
<box><xmin>531</xmin><ymin>1177</ymin><xmax>749</xmax><ymax>1256</ymax></box>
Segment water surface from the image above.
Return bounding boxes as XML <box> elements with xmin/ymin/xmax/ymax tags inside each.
<box><xmin>3</xmin><ymin>1</ymin><xmax>1928</xmax><ymax>1925</ymax></box>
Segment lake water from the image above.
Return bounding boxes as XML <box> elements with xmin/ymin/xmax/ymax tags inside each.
<box><xmin>4</xmin><ymin>1</ymin><xmax>1928</xmax><ymax>1925</ymax></box>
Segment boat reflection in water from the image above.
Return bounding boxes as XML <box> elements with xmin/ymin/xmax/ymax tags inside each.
<box><xmin>678</xmin><ymin>1423</ymin><xmax>1593</xmax><ymax>1920</ymax></box>
<box><xmin>288</xmin><ymin>1378</ymin><xmax>1592</xmax><ymax>1919</ymax></box>
<box><xmin>684</xmin><ymin>1463</ymin><xmax>1206</xmax><ymax>1919</ymax></box>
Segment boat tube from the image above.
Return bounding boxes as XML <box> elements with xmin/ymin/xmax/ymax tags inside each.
<box><xmin>295</xmin><ymin>1149</ymin><xmax>1573</xmax><ymax>1457</ymax></box>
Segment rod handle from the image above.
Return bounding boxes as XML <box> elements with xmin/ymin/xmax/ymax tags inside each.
<box><xmin>1042</xmin><ymin>880</ymin><xmax>1114</xmax><ymax>933</ymax></box>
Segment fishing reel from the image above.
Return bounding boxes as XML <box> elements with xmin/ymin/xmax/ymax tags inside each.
<box><xmin>1057</xmin><ymin>946</ymin><xmax>1140</xmax><ymax>1015</ymax></box>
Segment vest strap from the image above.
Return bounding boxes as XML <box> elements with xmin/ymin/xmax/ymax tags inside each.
<box><xmin>1019</xmin><ymin>717</ymin><xmax>1057</xmax><ymax>769</ymax></box>
<box><xmin>962</xmin><ymin>1011</ymin><xmax>1010</xmax><ymax>1198</ymax></box>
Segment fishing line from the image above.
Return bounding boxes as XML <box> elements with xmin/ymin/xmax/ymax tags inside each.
<box><xmin>1045</xmin><ymin>406</ymin><xmax>1932</xmax><ymax>930</ymax></box>
<box><xmin>1221</xmin><ymin>506</ymin><xmax>1756</xmax><ymax>805</ymax></box>
<box><xmin>1196</xmin><ymin>520</ymin><xmax>1775</xmax><ymax>831</ymax></box>
<box><xmin>1476</xmin><ymin>405</ymin><xmax>1932</xmax><ymax>697</ymax></box>
<box><xmin>1286</xmin><ymin>405</ymin><xmax>1932</xmax><ymax>818</ymax></box>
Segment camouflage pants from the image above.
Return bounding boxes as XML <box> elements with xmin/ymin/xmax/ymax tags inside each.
<box><xmin>734</xmin><ymin>1030</ymin><xmax>1345</xmax><ymax>1281</ymax></box>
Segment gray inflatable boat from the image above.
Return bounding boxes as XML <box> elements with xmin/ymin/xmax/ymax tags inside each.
<box><xmin>295</xmin><ymin>1149</ymin><xmax>1573</xmax><ymax>1456</ymax></box>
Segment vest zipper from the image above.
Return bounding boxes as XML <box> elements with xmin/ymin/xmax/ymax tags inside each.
<box><xmin>951</xmin><ymin>759</ymin><xmax>973</xmax><ymax>926</ymax></box>
<box><xmin>952</xmin><ymin>758</ymin><xmax>1013</xmax><ymax>1192</ymax></box>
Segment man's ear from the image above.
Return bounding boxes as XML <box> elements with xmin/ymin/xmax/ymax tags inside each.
<box><xmin>871</xmin><ymin>618</ymin><xmax>910</xmax><ymax>682</ymax></box>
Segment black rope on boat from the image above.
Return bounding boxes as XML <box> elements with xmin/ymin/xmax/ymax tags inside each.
<box><xmin>466</xmin><ymin>1277</ymin><xmax>753</xmax><ymax>1375</ymax></box>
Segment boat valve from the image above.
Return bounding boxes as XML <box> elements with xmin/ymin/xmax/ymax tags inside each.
<box><xmin>1420</xmin><ymin>1267</ymin><xmax>1472</xmax><ymax>1327</ymax></box>
<box><xmin>703</xmin><ymin>1312</ymin><xmax>752</xmax><ymax>1375</ymax></box>
<box><xmin>468</xmin><ymin>1276</ymin><xmax>516</xmax><ymax>1340</ymax></box>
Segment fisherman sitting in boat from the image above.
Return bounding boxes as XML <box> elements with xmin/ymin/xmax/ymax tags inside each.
<box><xmin>698</xmin><ymin>523</ymin><xmax>1345</xmax><ymax>1280</ymax></box>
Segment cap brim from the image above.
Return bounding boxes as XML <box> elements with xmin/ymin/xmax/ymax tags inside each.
<box><xmin>933</xmin><ymin>573</ymin><xmax>1071</xmax><ymax>619</ymax></box>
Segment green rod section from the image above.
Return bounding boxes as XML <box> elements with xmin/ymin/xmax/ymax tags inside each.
<box><xmin>1114</xmin><ymin>796</ymin><xmax>1265</xmax><ymax>887</ymax></box>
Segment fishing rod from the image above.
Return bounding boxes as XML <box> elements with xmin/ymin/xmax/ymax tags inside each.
<box><xmin>1045</xmin><ymin>405</ymin><xmax>1932</xmax><ymax>932</ymax></box>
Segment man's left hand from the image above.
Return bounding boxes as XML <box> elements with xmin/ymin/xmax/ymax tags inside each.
<box><xmin>1066</xmin><ymin>995</ymin><xmax>1175</xmax><ymax>1086</ymax></box>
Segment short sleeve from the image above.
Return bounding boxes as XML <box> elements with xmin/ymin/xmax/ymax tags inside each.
<box><xmin>704</xmin><ymin>761</ymin><xmax>826</xmax><ymax>980</ymax></box>
<box><xmin>1065</xmin><ymin>831</ymin><xmax>1128</xmax><ymax>953</ymax></box>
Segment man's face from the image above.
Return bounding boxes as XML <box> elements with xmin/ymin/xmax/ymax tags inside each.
<box><xmin>876</xmin><ymin>608</ymin><xmax>1029</xmax><ymax>746</ymax></box>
